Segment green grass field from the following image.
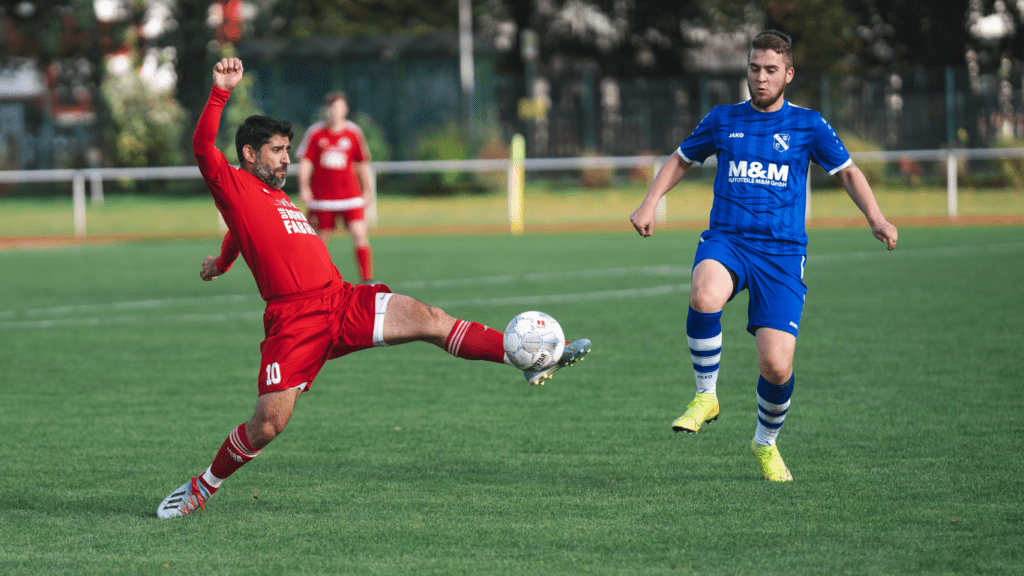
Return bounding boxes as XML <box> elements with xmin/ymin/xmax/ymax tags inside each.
<box><xmin>1</xmin><ymin>226</ymin><xmax>1023</xmax><ymax>575</ymax></box>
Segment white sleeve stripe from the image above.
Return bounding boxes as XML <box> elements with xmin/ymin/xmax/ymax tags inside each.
<box><xmin>295</xmin><ymin>121</ymin><xmax>324</xmax><ymax>158</ymax></box>
<box><xmin>677</xmin><ymin>149</ymin><xmax>701</xmax><ymax>166</ymax></box>
<box><xmin>828</xmin><ymin>158</ymin><xmax>854</xmax><ymax>175</ymax></box>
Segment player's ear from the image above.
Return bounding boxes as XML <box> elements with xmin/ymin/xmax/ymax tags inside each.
<box><xmin>242</xmin><ymin>144</ymin><xmax>257</xmax><ymax>164</ymax></box>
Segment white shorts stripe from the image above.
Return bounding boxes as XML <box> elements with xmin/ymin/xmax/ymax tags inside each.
<box><xmin>373</xmin><ymin>293</ymin><xmax>394</xmax><ymax>347</ymax></box>
<box><xmin>687</xmin><ymin>333</ymin><xmax>722</xmax><ymax>352</ymax></box>
<box><xmin>305</xmin><ymin>197</ymin><xmax>366</xmax><ymax>211</ymax></box>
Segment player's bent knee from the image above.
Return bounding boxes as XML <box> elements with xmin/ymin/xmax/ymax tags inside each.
<box><xmin>759</xmin><ymin>361</ymin><xmax>793</xmax><ymax>385</ymax></box>
<box><xmin>690</xmin><ymin>290</ymin><xmax>727</xmax><ymax>313</ymax></box>
<box><xmin>245</xmin><ymin>418</ymin><xmax>286</xmax><ymax>448</ymax></box>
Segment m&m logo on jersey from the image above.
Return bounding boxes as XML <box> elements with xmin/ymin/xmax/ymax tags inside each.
<box><xmin>728</xmin><ymin>160</ymin><xmax>790</xmax><ymax>188</ymax></box>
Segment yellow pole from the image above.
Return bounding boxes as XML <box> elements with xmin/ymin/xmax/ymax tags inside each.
<box><xmin>508</xmin><ymin>134</ymin><xmax>525</xmax><ymax>235</ymax></box>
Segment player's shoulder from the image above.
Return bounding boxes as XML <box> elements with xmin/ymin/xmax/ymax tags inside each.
<box><xmin>344</xmin><ymin>120</ymin><xmax>366</xmax><ymax>136</ymax></box>
<box><xmin>306</xmin><ymin>121</ymin><xmax>329</xmax><ymax>137</ymax></box>
<box><xmin>783</xmin><ymin>101</ymin><xmax>828</xmax><ymax>125</ymax></box>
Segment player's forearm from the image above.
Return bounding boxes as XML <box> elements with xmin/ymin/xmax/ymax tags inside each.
<box><xmin>215</xmin><ymin>230</ymin><xmax>239</xmax><ymax>272</ymax></box>
<box><xmin>193</xmin><ymin>87</ymin><xmax>230</xmax><ymax>172</ymax></box>
<box><xmin>839</xmin><ymin>166</ymin><xmax>887</xmax><ymax>227</ymax></box>
<box><xmin>356</xmin><ymin>163</ymin><xmax>373</xmax><ymax>197</ymax></box>
<box><xmin>642</xmin><ymin>153</ymin><xmax>689</xmax><ymax>208</ymax></box>
<box><xmin>298</xmin><ymin>160</ymin><xmax>314</xmax><ymax>193</ymax></box>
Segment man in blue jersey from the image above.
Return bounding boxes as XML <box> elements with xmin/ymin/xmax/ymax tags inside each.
<box><xmin>630</xmin><ymin>30</ymin><xmax>898</xmax><ymax>481</ymax></box>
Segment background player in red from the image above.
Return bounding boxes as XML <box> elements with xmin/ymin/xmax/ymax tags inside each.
<box><xmin>156</xmin><ymin>58</ymin><xmax>591</xmax><ymax>518</ymax></box>
<box><xmin>297</xmin><ymin>92</ymin><xmax>375</xmax><ymax>283</ymax></box>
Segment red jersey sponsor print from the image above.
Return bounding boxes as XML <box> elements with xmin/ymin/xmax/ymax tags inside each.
<box><xmin>194</xmin><ymin>87</ymin><xmax>342</xmax><ymax>301</ymax></box>
<box><xmin>297</xmin><ymin>120</ymin><xmax>370</xmax><ymax>201</ymax></box>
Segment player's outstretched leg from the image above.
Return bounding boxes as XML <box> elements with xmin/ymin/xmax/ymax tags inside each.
<box><xmin>524</xmin><ymin>338</ymin><xmax>591</xmax><ymax>386</ymax></box>
<box><xmin>157</xmin><ymin>421</ymin><xmax>263</xmax><ymax>518</ymax></box>
<box><xmin>157</xmin><ymin>476</ymin><xmax>213</xmax><ymax>518</ymax></box>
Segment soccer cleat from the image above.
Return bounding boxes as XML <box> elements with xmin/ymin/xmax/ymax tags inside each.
<box><xmin>157</xmin><ymin>476</ymin><xmax>213</xmax><ymax>518</ymax></box>
<box><xmin>524</xmin><ymin>338</ymin><xmax>591</xmax><ymax>385</ymax></box>
<box><xmin>672</xmin><ymin>392</ymin><xmax>719</xmax><ymax>433</ymax></box>
<box><xmin>750</xmin><ymin>439</ymin><xmax>793</xmax><ymax>482</ymax></box>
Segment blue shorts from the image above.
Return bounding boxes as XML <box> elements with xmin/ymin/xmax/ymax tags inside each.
<box><xmin>693</xmin><ymin>231</ymin><xmax>807</xmax><ymax>337</ymax></box>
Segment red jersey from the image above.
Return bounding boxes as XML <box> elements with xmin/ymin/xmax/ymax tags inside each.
<box><xmin>297</xmin><ymin>120</ymin><xmax>370</xmax><ymax>200</ymax></box>
<box><xmin>194</xmin><ymin>87</ymin><xmax>342</xmax><ymax>301</ymax></box>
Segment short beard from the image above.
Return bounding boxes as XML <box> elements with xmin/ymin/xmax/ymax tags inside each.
<box><xmin>253</xmin><ymin>151</ymin><xmax>286</xmax><ymax>189</ymax></box>
<box><xmin>750</xmin><ymin>82</ymin><xmax>786</xmax><ymax>110</ymax></box>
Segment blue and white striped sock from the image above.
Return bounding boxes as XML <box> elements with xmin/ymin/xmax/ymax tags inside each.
<box><xmin>755</xmin><ymin>374</ymin><xmax>794</xmax><ymax>446</ymax></box>
<box><xmin>686</xmin><ymin>307</ymin><xmax>722</xmax><ymax>395</ymax></box>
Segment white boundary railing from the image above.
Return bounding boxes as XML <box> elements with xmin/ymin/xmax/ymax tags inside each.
<box><xmin>0</xmin><ymin>148</ymin><xmax>1021</xmax><ymax>236</ymax></box>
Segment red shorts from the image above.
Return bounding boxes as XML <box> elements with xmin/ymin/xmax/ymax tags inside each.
<box><xmin>308</xmin><ymin>207</ymin><xmax>365</xmax><ymax>231</ymax></box>
<box><xmin>258</xmin><ymin>280</ymin><xmax>392</xmax><ymax>395</ymax></box>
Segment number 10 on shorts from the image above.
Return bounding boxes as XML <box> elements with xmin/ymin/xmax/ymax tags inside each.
<box><xmin>265</xmin><ymin>362</ymin><xmax>282</xmax><ymax>387</ymax></box>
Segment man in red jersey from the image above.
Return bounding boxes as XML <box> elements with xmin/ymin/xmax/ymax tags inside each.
<box><xmin>156</xmin><ymin>58</ymin><xmax>591</xmax><ymax>518</ymax></box>
<box><xmin>297</xmin><ymin>91</ymin><xmax>375</xmax><ymax>282</ymax></box>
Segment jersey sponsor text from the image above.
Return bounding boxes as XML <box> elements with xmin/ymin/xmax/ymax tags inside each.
<box><xmin>728</xmin><ymin>160</ymin><xmax>790</xmax><ymax>187</ymax></box>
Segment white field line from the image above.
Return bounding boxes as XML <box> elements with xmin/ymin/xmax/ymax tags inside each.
<box><xmin>2</xmin><ymin>242</ymin><xmax>1021</xmax><ymax>330</ymax></box>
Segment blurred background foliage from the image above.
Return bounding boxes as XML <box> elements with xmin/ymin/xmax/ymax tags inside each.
<box><xmin>0</xmin><ymin>0</ymin><xmax>1022</xmax><ymax>192</ymax></box>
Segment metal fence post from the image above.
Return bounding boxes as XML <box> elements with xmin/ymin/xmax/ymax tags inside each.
<box><xmin>947</xmin><ymin>151</ymin><xmax>958</xmax><ymax>218</ymax></box>
<box><xmin>367</xmin><ymin>164</ymin><xmax>378</xmax><ymax>229</ymax></box>
<box><xmin>72</xmin><ymin>171</ymin><xmax>86</xmax><ymax>237</ymax></box>
<box><xmin>88</xmin><ymin>169</ymin><xmax>104</xmax><ymax>206</ymax></box>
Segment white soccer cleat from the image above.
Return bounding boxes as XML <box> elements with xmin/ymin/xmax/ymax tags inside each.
<box><xmin>157</xmin><ymin>476</ymin><xmax>212</xmax><ymax>518</ymax></box>
<box><xmin>524</xmin><ymin>338</ymin><xmax>591</xmax><ymax>385</ymax></box>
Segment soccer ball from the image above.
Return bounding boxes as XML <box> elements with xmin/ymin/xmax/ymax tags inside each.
<box><xmin>503</xmin><ymin>311</ymin><xmax>565</xmax><ymax>372</ymax></box>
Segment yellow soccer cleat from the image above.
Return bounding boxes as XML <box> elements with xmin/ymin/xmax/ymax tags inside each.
<box><xmin>750</xmin><ymin>439</ymin><xmax>793</xmax><ymax>481</ymax></box>
<box><xmin>671</xmin><ymin>392</ymin><xmax>719</xmax><ymax>434</ymax></box>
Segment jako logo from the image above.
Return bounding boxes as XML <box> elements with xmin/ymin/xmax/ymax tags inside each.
<box><xmin>728</xmin><ymin>160</ymin><xmax>789</xmax><ymax>184</ymax></box>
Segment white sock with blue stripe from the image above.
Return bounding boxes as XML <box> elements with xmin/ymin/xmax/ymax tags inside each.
<box><xmin>686</xmin><ymin>307</ymin><xmax>722</xmax><ymax>395</ymax></box>
<box><xmin>755</xmin><ymin>374</ymin><xmax>794</xmax><ymax>446</ymax></box>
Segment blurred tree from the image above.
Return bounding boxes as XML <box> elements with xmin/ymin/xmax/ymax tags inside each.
<box><xmin>843</xmin><ymin>0</ymin><xmax>972</xmax><ymax>72</ymax></box>
<box><xmin>102</xmin><ymin>30</ymin><xmax>189</xmax><ymax>167</ymax></box>
<box><xmin>485</xmin><ymin>0</ymin><xmax>859</xmax><ymax>78</ymax></box>
<box><xmin>252</xmin><ymin>0</ymin><xmax>477</xmax><ymax>36</ymax></box>
<box><xmin>166</xmin><ymin>0</ymin><xmax>217</xmax><ymax>130</ymax></box>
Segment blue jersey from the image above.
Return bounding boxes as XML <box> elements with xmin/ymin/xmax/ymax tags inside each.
<box><xmin>678</xmin><ymin>100</ymin><xmax>852</xmax><ymax>255</ymax></box>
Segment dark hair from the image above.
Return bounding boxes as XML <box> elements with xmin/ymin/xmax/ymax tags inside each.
<box><xmin>751</xmin><ymin>30</ymin><xmax>793</xmax><ymax>68</ymax></box>
<box><xmin>323</xmin><ymin>91</ymin><xmax>347</xmax><ymax>106</ymax></box>
<box><xmin>235</xmin><ymin>115</ymin><xmax>293</xmax><ymax>164</ymax></box>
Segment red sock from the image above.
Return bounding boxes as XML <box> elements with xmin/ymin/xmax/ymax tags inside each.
<box><xmin>445</xmin><ymin>320</ymin><xmax>506</xmax><ymax>364</ymax></box>
<box><xmin>204</xmin><ymin>423</ymin><xmax>261</xmax><ymax>491</ymax></box>
<box><xmin>355</xmin><ymin>245</ymin><xmax>373</xmax><ymax>282</ymax></box>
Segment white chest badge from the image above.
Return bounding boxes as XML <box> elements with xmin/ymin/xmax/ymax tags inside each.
<box><xmin>773</xmin><ymin>133</ymin><xmax>791</xmax><ymax>152</ymax></box>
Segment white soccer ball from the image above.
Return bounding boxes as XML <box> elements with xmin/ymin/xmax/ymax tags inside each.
<box><xmin>503</xmin><ymin>311</ymin><xmax>565</xmax><ymax>372</ymax></box>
